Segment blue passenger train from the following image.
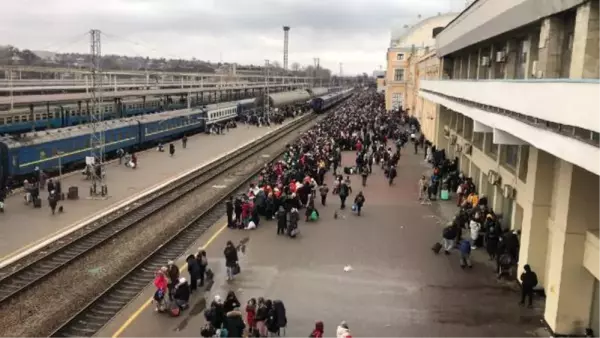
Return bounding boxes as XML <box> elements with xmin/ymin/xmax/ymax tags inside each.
<box><xmin>0</xmin><ymin>89</ymin><xmax>353</xmax><ymax>186</ymax></box>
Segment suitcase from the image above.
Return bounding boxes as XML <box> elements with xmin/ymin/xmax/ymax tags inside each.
<box><xmin>68</xmin><ymin>186</ymin><xmax>79</xmax><ymax>200</ymax></box>
<box><xmin>431</xmin><ymin>242</ymin><xmax>442</xmax><ymax>254</ymax></box>
<box><xmin>440</xmin><ymin>189</ymin><xmax>450</xmax><ymax>200</ymax></box>
<box><xmin>33</xmin><ymin>197</ymin><xmax>42</xmax><ymax>208</ymax></box>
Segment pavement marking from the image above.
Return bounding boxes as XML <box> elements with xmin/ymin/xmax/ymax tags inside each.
<box><xmin>111</xmin><ymin>223</ymin><xmax>228</xmax><ymax>338</ymax></box>
<box><xmin>212</xmin><ymin>185</ymin><xmax>227</xmax><ymax>189</ymax></box>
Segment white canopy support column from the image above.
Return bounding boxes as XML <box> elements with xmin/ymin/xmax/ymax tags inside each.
<box><xmin>493</xmin><ymin>128</ymin><xmax>527</xmax><ymax>145</ymax></box>
<box><xmin>473</xmin><ymin>120</ymin><xmax>493</xmax><ymax>133</ymax></box>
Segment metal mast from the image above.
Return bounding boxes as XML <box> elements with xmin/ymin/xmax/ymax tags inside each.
<box><xmin>89</xmin><ymin>29</ymin><xmax>107</xmax><ymax>198</ymax></box>
<box><xmin>283</xmin><ymin>26</ymin><xmax>290</xmax><ymax>71</ymax></box>
<box><xmin>339</xmin><ymin>62</ymin><xmax>343</xmax><ymax>86</ymax></box>
<box><xmin>263</xmin><ymin>59</ymin><xmax>270</xmax><ymax>122</ymax></box>
<box><xmin>313</xmin><ymin>58</ymin><xmax>319</xmax><ymax>88</ymax></box>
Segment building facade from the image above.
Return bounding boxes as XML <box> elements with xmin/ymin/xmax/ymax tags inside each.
<box><xmin>385</xmin><ymin>13</ymin><xmax>457</xmax><ymax>111</ymax></box>
<box><xmin>417</xmin><ymin>0</ymin><xmax>599</xmax><ymax>335</ymax></box>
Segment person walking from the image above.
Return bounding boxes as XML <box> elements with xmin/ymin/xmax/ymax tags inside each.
<box><xmin>519</xmin><ymin>264</ymin><xmax>538</xmax><ymax>307</ymax></box>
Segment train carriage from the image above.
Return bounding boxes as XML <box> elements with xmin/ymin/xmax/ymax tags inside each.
<box><xmin>139</xmin><ymin>107</ymin><xmax>207</xmax><ymax>144</ymax></box>
<box><xmin>2</xmin><ymin>119</ymin><xmax>140</xmax><ymax>176</ymax></box>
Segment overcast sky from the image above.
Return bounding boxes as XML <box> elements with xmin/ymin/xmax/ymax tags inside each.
<box><xmin>1</xmin><ymin>0</ymin><xmax>466</xmax><ymax>75</ymax></box>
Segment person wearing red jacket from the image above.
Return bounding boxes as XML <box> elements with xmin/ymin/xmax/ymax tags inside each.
<box><xmin>245</xmin><ymin>298</ymin><xmax>257</xmax><ymax>336</ymax></box>
<box><xmin>153</xmin><ymin>267</ymin><xmax>168</xmax><ymax>312</ymax></box>
<box><xmin>310</xmin><ymin>321</ymin><xmax>324</xmax><ymax>338</ymax></box>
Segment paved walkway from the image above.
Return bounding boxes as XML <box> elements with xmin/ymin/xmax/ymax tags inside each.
<box><xmin>0</xmin><ymin>120</ymin><xmax>296</xmax><ymax>262</ymax></box>
<box><xmin>98</xmin><ymin>145</ymin><xmax>545</xmax><ymax>337</ymax></box>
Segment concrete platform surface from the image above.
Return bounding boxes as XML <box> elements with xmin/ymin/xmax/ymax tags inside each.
<box><xmin>0</xmin><ymin>120</ymin><xmax>295</xmax><ymax>262</ymax></box>
<box><xmin>97</xmin><ymin>146</ymin><xmax>544</xmax><ymax>338</ymax></box>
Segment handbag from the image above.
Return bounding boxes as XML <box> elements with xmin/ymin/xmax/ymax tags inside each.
<box><xmin>232</xmin><ymin>263</ymin><xmax>241</xmax><ymax>275</ymax></box>
<box><xmin>351</xmin><ymin>204</ymin><xmax>357</xmax><ymax>212</ymax></box>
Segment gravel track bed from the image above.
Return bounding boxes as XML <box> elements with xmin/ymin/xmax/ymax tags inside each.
<box><xmin>0</xmin><ymin>117</ymin><xmax>320</xmax><ymax>337</ymax></box>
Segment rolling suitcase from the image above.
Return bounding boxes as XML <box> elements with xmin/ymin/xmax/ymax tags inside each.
<box><xmin>431</xmin><ymin>242</ymin><xmax>442</xmax><ymax>254</ymax></box>
<box><xmin>33</xmin><ymin>197</ymin><xmax>42</xmax><ymax>208</ymax></box>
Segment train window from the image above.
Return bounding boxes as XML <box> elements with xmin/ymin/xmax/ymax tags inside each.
<box><xmin>12</xmin><ymin>156</ymin><xmax>17</xmax><ymax>166</ymax></box>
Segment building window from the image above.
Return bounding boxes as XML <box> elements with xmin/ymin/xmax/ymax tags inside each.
<box><xmin>396</xmin><ymin>53</ymin><xmax>404</xmax><ymax>61</ymax></box>
<box><xmin>472</xmin><ymin>132</ymin><xmax>483</xmax><ymax>149</ymax></box>
<box><xmin>501</xmin><ymin>145</ymin><xmax>519</xmax><ymax>172</ymax></box>
<box><xmin>391</xmin><ymin>93</ymin><xmax>403</xmax><ymax>109</ymax></box>
<box><xmin>394</xmin><ymin>68</ymin><xmax>405</xmax><ymax>81</ymax></box>
<box><xmin>484</xmin><ymin>133</ymin><xmax>498</xmax><ymax>160</ymax></box>
<box><xmin>518</xmin><ymin>145</ymin><xmax>529</xmax><ymax>183</ymax></box>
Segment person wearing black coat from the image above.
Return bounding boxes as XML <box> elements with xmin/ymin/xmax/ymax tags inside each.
<box><xmin>186</xmin><ymin>254</ymin><xmax>200</xmax><ymax>293</ymax></box>
<box><xmin>173</xmin><ymin>278</ymin><xmax>190</xmax><ymax>309</ymax></box>
<box><xmin>205</xmin><ymin>296</ymin><xmax>225</xmax><ymax>330</ymax></box>
<box><xmin>276</xmin><ymin>206</ymin><xmax>287</xmax><ymax>235</ymax></box>
<box><xmin>223</xmin><ymin>291</ymin><xmax>241</xmax><ymax>314</ymax></box>
<box><xmin>265</xmin><ymin>300</ymin><xmax>280</xmax><ymax>335</ymax></box>
<box><xmin>196</xmin><ymin>250</ymin><xmax>208</xmax><ymax>287</ymax></box>
<box><xmin>234</xmin><ymin>197</ymin><xmax>243</xmax><ymax>227</ymax></box>
<box><xmin>273</xmin><ymin>300</ymin><xmax>287</xmax><ymax>334</ymax></box>
<box><xmin>224</xmin><ymin>308</ymin><xmax>246</xmax><ymax>337</ymax></box>
<box><xmin>224</xmin><ymin>241</ymin><xmax>239</xmax><ymax>281</ymax></box>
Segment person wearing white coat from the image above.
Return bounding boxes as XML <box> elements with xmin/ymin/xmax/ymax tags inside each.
<box><xmin>469</xmin><ymin>219</ymin><xmax>481</xmax><ymax>250</ymax></box>
<box><xmin>336</xmin><ymin>321</ymin><xmax>353</xmax><ymax>338</ymax></box>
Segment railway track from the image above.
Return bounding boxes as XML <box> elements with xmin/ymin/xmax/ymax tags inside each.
<box><xmin>0</xmin><ymin>114</ymin><xmax>314</xmax><ymax>308</ymax></box>
<box><xmin>48</xmin><ymin>112</ymin><xmax>327</xmax><ymax>337</ymax></box>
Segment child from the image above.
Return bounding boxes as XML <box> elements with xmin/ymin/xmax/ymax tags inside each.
<box><xmin>153</xmin><ymin>267</ymin><xmax>168</xmax><ymax>312</ymax></box>
<box><xmin>246</xmin><ymin>298</ymin><xmax>257</xmax><ymax>336</ymax></box>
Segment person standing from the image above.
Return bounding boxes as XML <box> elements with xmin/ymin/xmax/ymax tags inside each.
<box><xmin>519</xmin><ymin>264</ymin><xmax>538</xmax><ymax>307</ymax></box>
<box><xmin>319</xmin><ymin>183</ymin><xmax>329</xmax><ymax>206</ymax></box>
<box><xmin>182</xmin><ymin>135</ymin><xmax>188</xmax><ymax>149</ymax></box>
<box><xmin>169</xmin><ymin>143</ymin><xmax>175</xmax><ymax>157</ymax></box>
<box><xmin>223</xmin><ymin>241</ymin><xmax>238</xmax><ymax>281</ymax></box>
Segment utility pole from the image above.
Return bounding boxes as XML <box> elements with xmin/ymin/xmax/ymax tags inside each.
<box><xmin>264</xmin><ymin>59</ymin><xmax>270</xmax><ymax>123</ymax></box>
<box><xmin>89</xmin><ymin>29</ymin><xmax>107</xmax><ymax>198</ymax></box>
<box><xmin>339</xmin><ymin>62</ymin><xmax>343</xmax><ymax>87</ymax></box>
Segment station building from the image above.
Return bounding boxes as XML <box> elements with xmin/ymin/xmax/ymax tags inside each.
<box><xmin>385</xmin><ymin>13</ymin><xmax>457</xmax><ymax>111</ymax></box>
<box><xmin>409</xmin><ymin>0</ymin><xmax>599</xmax><ymax>335</ymax></box>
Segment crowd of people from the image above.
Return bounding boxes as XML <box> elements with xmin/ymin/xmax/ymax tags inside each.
<box><xmin>425</xmin><ymin>136</ymin><xmax>538</xmax><ymax>306</ymax></box>
<box><xmin>149</xmin><ymin>90</ymin><xmax>408</xmax><ymax>337</ymax></box>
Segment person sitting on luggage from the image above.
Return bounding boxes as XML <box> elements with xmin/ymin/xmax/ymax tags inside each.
<box><xmin>173</xmin><ymin>277</ymin><xmax>191</xmax><ymax>309</ymax></box>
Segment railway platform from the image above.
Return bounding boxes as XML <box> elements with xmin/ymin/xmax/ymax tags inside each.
<box><xmin>0</xmin><ymin>119</ymin><xmax>297</xmax><ymax>264</ymax></box>
<box><xmin>96</xmin><ymin>147</ymin><xmax>544</xmax><ymax>337</ymax></box>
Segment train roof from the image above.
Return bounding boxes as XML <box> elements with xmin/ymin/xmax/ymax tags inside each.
<box><xmin>0</xmin><ymin>118</ymin><xmax>141</xmax><ymax>148</ymax></box>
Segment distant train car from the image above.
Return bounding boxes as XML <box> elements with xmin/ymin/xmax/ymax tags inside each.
<box><xmin>236</xmin><ymin>98</ymin><xmax>256</xmax><ymax>117</ymax></box>
<box><xmin>311</xmin><ymin>88</ymin><xmax>354</xmax><ymax>113</ymax></box>
<box><xmin>254</xmin><ymin>90</ymin><xmax>311</xmax><ymax>109</ymax></box>
<box><xmin>139</xmin><ymin>107</ymin><xmax>207</xmax><ymax>144</ymax></box>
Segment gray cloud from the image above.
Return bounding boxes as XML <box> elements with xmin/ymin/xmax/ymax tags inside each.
<box><xmin>1</xmin><ymin>0</ymin><xmax>465</xmax><ymax>74</ymax></box>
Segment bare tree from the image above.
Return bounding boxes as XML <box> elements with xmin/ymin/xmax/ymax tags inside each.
<box><xmin>291</xmin><ymin>62</ymin><xmax>300</xmax><ymax>72</ymax></box>
<box><xmin>271</xmin><ymin>60</ymin><xmax>281</xmax><ymax>69</ymax></box>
